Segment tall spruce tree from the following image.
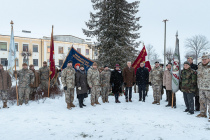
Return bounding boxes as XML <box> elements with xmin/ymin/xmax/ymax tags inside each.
<box><xmin>83</xmin><ymin>0</ymin><xmax>141</xmax><ymax>68</ymax></box>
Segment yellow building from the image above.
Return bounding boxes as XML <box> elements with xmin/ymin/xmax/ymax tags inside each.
<box><xmin>0</xmin><ymin>34</ymin><xmax>95</xmax><ymax>70</ymax></box>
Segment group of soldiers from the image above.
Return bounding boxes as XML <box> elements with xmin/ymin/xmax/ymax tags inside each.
<box><xmin>149</xmin><ymin>54</ymin><xmax>210</xmax><ymax>122</ymax></box>
<box><xmin>0</xmin><ymin>61</ymin><xmax>59</xmax><ymax>107</ymax></box>
<box><xmin>0</xmin><ymin>54</ymin><xmax>209</xmax><ymax>122</ymax></box>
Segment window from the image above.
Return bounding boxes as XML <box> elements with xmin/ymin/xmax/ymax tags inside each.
<box><xmin>23</xmin><ymin>58</ymin><xmax>29</xmax><ymax>65</ymax></box>
<box><xmin>0</xmin><ymin>42</ymin><xmax>7</xmax><ymax>51</ymax></box>
<box><xmin>58</xmin><ymin>47</ymin><xmax>63</xmax><ymax>54</ymax></box>
<box><xmin>33</xmin><ymin>45</ymin><xmax>38</xmax><ymax>52</ymax></box>
<box><xmin>33</xmin><ymin>59</ymin><xmax>38</xmax><ymax>66</ymax></box>
<box><xmin>86</xmin><ymin>49</ymin><xmax>89</xmax><ymax>55</ymax></box>
<box><xmin>77</xmin><ymin>48</ymin><xmax>81</xmax><ymax>53</ymax></box>
<box><xmin>15</xmin><ymin>43</ymin><xmax>18</xmax><ymax>51</ymax></box>
<box><xmin>47</xmin><ymin>46</ymin><xmax>50</xmax><ymax>53</ymax></box>
<box><xmin>15</xmin><ymin>59</ymin><xmax>19</xmax><ymax>67</ymax></box>
<box><xmin>59</xmin><ymin>60</ymin><xmax>63</xmax><ymax>66</ymax></box>
<box><xmin>23</xmin><ymin>44</ymin><xmax>29</xmax><ymax>52</ymax></box>
<box><xmin>0</xmin><ymin>58</ymin><xmax>7</xmax><ymax>66</ymax></box>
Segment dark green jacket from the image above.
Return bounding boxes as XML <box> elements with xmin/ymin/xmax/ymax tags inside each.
<box><xmin>180</xmin><ymin>68</ymin><xmax>197</xmax><ymax>93</ymax></box>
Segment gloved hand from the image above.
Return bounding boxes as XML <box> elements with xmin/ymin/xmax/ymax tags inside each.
<box><xmin>14</xmin><ymin>71</ymin><xmax>17</xmax><ymax>75</ymax></box>
<box><xmin>58</xmin><ymin>69</ymin><xmax>62</xmax><ymax>72</ymax></box>
<box><xmin>133</xmin><ymin>82</ymin><xmax>135</xmax><ymax>85</ymax></box>
<box><xmin>124</xmin><ymin>83</ymin><xmax>126</xmax><ymax>86</ymax></box>
<box><xmin>78</xmin><ymin>87</ymin><xmax>81</xmax><ymax>90</ymax></box>
<box><xmin>148</xmin><ymin>82</ymin><xmax>151</xmax><ymax>86</ymax></box>
<box><xmin>163</xmin><ymin>86</ymin><xmax>166</xmax><ymax>89</ymax></box>
<box><xmin>64</xmin><ymin>86</ymin><xmax>67</xmax><ymax>90</ymax></box>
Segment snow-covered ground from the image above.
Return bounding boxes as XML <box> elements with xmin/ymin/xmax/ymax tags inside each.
<box><xmin>0</xmin><ymin>86</ymin><xmax>210</xmax><ymax>140</ymax></box>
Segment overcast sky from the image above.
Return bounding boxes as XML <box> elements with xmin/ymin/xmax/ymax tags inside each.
<box><xmin>1</xmin><ymin>0</ymin><xmax>210</xmax><ymax>62</ymax></box>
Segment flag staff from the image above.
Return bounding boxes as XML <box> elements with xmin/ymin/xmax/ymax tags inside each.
<box><xmin>163</xmin><ymin>19</ymin><xmax>168</xmax><ymax>70</ymax></box>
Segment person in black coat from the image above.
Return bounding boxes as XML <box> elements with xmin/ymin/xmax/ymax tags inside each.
<box><xmin>110</xmin><ymin>64</ymin><xmax>123</xmax><ymax>103</ymax></box>
<box><xmin>136</xmin><ymin>62</ymin><xmax>149</xmax><ymax>102</ymax></box>
<box><xmin>76</xmin><ymin>64</ymin><xmax>88</xmax><ymax>108</ymax></box>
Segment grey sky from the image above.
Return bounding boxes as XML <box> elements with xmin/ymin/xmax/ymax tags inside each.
<box><xmin>1</xmin><ymin>0</ymin><xmax>210</xmax><ymax>62</ymax></box>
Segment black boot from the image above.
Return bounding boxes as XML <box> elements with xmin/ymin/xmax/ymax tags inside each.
<box><xmin>82</xmin><ymin>98</ymin><xmax>86</xmax><ymax>107</ymax></box>
<box><xmin>79</xmin><ymin>98</ymin><xmax>83</xmax><ymax>108</ymax></box>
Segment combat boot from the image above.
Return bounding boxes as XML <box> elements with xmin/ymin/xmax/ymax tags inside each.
<box><xmin>196</xmin><ymin>114</ymin><xmax>207</xmax><ymax>118</ymax></box>
<box><xmin>102</xmin><ymin>99</ymin><xmax>105</xmax><ymax>103</ymax></box>
<box><xmin>95</xmin><ymin>100</ymin><xmax>101</xmax><ymax>105</ymax></box>
<box><xmin>105</xmin><ymin>98</ymin><xmax>109</xmax><ymax>103</ymax></box>
<box><xmin>70</xmin><ymin>102</ymin><xmax>76</xmax><ymax>107</ymax></box>
<box><xmin>152</xmin><ymin>101</ymin><xmax>157</xmax><ymax>104</ymax></box>
<box><xmin>91</xmin><ymin>102</ymin><xmax>95</xmax><ymax>106</ymax></box>
<box><xmin>117</xmin><ymin>100</ymin><xmax>121</xmax><ymax>103</ymax></box>
<box><xmin>67</xmin><ymin>103</ymin><xmax>71</xmax><ymax>109</ymax></box>
<box><xmin>129</xmin><ymin>99</ymin><xmax>132</xmax><ymax>102</ymax></box>
<box><xmin>126</xmin><ymin>99</ymin><xmax>128</xmax><ymax>102</ymax></box>
<box><xmin>3</xmin><ymin>102</ymin><xmax>8</xmax><ymax>108</ymax></box>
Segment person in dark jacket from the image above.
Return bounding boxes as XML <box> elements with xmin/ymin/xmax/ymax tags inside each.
<box><xmin>76</xmin><ymin>64</ymin><xmax>88</xmax><ymax>108</ymax></box>
<box><xmin>187</xmin><ymin>57</ymin><xmax>199</xmax><ymax>111</ymax></box>
<box><xmin>110</xmin><ymin>64</ymin><xmax>123</xmax><ymax>103</ymax></box>
<box><xmin>136</xmin><ymin>62</ymin><xmax>149</xmax><ymax>102</ymax></box>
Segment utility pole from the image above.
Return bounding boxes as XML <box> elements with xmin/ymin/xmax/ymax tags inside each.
<box><xmin>163</xmin><ymin>19</ymin><xmax>168</xmax><ymax>70</ymax></box>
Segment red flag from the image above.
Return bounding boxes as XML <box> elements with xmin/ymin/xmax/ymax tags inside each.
<box><xmin>145</xmin><ymin>61</ymin><xmax>152</xmax><ymax>72</ymax></box>
<box><xmin>49</xmin><ymin>25</ymin><xmax>55</xmax><ymax>79</ymax></box>
<box><xmin>132</xmin><ymin>46</ymin><xmax>147</xmax><ymax>73</ymax></box>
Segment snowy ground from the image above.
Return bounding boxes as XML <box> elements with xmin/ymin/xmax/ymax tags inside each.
<box><xmin>0</xmin><ymin>86</ymin><xmax>210</xmax><ymax>140</ymax></box>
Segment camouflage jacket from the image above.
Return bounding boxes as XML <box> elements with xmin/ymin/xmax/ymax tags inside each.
<box><xmin>87</xmin><ymin>67</ymin><xmax>100</xmax><ymax>87</ymax></box>
<box><xmin>39</xmin><ymin>66</ymin><xmax>50</xmax><ymax>81</ymax></box>
<box><xmin>180</xmin><ymin>68</ymin><xmax>197</xmax><ymax>93</ymax></box>
<box><xmin>149</xmin><ymin>66</ymin><xmax>163</xmax><ymax>86</ymax></box>
<box><xmin>61</xmin><ymin>66</ymin><xmax>76</xmax><ymax>89</ymax></box>
<box><xmin>15</xmin><ymin>69</ymin><xmax>34</xmax><ymax>88</ymax></box>
<box><xmin>0</xmin><ymin>68</ymin><xmax>12</xmax><ymax>90</ymax></box>
<box><xmin>100</xmin><ymin>69</ymin><xmax>111</xmax><ymax>87</ymax></box>
<box><xmin>197</xmin><ymin>62</ymin><xmax>210</xmax><ymax>90</ymax></box>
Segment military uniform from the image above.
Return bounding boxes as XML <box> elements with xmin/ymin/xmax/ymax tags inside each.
<box><xmin>197</xmin><ymin>55</ymin><xmax>210</xmax><ymax>119</ymax></box>
<box><xmin>87</xmin><ymin>64</ymin><xmax>101</xmax><ymax>105</ymax></box>
<box><xmin>29</xmin><ymin>65</ymin><xmax>40</xmax><ymax>100</ymax></box>
<box><xmin>100</xmin><ymin>69</ymin><xmax>111</xmax><ymax>103</ymax></box>
<box><xmin>14</xmin><ymin>65</ymin><xmax>34</xmax><ymax>105</ymax></box>
<box><xmin>61</xmin><ymin>65</ymin><xmax>76</xmax><ymax>107</ymax></box>
<box><xmin>180</xmin><ymin>63</ymin><xmax>197</xmax><ymax>114</ymax></box>
<box><xmin>0</xmin><ymin>64</ymin><xmax>12</xmax><ymax>108</ymax></box>
<box><xmin>149</xmin><ymin>66</ymin><xmax>163</xmax><ymax>104</ymax></box>
<box><xmin>39</xmin><ymin>65</ymin><xmax>50</xmax><ymax>91</ymax></box>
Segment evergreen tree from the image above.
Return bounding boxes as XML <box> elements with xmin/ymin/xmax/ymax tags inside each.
<box><xmin>83</xmin><ymin>0</ymin><xmax>141</xmax><ymax>68</ymax></box>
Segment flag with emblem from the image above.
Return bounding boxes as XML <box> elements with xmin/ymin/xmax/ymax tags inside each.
<box><xmin>8</xmin><ymin>21</ymin><xmax>16</xmax><ymax>76</ymax></box>
<box><xmin>172</xmin><ymin>31</ymin><xmax>181</xmax><ymax>93</ymax></box>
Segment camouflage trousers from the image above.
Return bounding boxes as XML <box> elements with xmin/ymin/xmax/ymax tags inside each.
<box><xmin>91</xmin><ymin>86</ymin><xmax>101</xmax><ymax>103</ymax></box>
<box><xmin>18</xmin><ymin>87</ymin><xmax>31</xmax><ymax>104</ymax></box>
<box><xmin>30</xmin><ymin>87</ymin><xmax>37</xmax><ymax>100</ymax></box>
<box><xmin>0</xmin><ymin>90</ymin><xmax>7</xmax><ymax>102</ymax></box>
<box><xmin>101</xmin><ymin>87</ymin><xmax>109</xmax><ymax>101</ymax></box>
<box><xmin>152</xmin><ymin>85</ymin><xmax>162</xmax><ymax>102</ymax></box>
<box><xmin>40</xmin><ymin>80</ymin><xmax>49</xmax><ymax>91</ymax></box>
<box><xmin>65</xmin><ymin>88</ymin><xmax>74</xmax><ymax>104</ymax></box>
<box><xmin>199</xmin><ymin>90</ymin><xmax>210</xmax><ymax>116</ymax></box>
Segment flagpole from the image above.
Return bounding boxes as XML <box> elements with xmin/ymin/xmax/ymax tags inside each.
<box><xmin>48</xmin><ymin>25</ymin><xmax>53</xmax><ymax>97</ymax></box>
<box><xmin>15</xmin><ymin>58</ymin><xmax>18</xmax><ymax>106</ymax></box>
<box><xmin>163</xmin><ymin>19</ymin><xmax>168</xmax><ymax>70</ymax></box>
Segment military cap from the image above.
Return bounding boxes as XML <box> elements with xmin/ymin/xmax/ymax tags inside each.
<box><xmin>68</xmin><ymin>60</ymin><xmax>73</xmax><ymax>64</ymax></box>
<box><xmin>104</xmin><ymin>65</ymin><xmax>108</xmax><ymax>68</ymax></box>
<box><xmin>202</xmin><ymin>55</ymin><xmax>208</xmax><ymax>60</ymax></box>
<box><xmin>184</xmin><ymin>61</ymin><xmax>190</xmax><ymax>65</ymax></box>
<box><xmin>93</xmin><ymin>62</ymin><xmax>97</xmax><ymax>66</ymax></box>
<box><xmin>155</xmin><ymin>61</ymin><xmax>159</xmax><ymax>64</ymax></box>
<box><xmin>29</xmin><ymin>64</ymin><xmax>34</xmax><ymax>68</ymax></box>
<box><xmin>80</xmin><ymin>64</ymin><xmax>84</xmax><ymax>68</ymax></box>
<box><xmin>187</xmin><ymin>57</ymin><xmax>193</xmax><ymax>60</ymax></box>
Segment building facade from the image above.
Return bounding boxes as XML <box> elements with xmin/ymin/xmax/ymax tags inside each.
<box><xmin>0</xmin><ymin>35</ymin><xmax>95</xmax><ymax>70</ymax></box>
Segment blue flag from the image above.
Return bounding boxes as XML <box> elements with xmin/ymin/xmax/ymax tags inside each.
<box><xmin>61</xmin><ymin>46</ymin><xmax>94</xmax><ymax>71</ymax></box>
<box><xmin>8</xmin><ymin>24</ymin><xmax>16</xmax><ymax>76</ymax></box>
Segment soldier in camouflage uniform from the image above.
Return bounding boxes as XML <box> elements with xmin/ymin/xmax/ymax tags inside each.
<box><xmin>14</xmin><ymin>63</ymin><xmax>34</xmax><ymax>105</ymax></box>
<box><xmin>0</xmin><ymin>64</ymin><xmax>12</xmax><ymax>108</ymax></box>
<box><xmin>196</xmin><ymin>55</ymin><xmax>210</xmax><ymax>121</ymax></box>
<box><xmin>29</xmin><ymin>64</ymin><xmax>40</xmax><ymax>100</ymax></box>
<box><xmin>180</xmin><ymin>61</ymin><xmax>197</xmax><ymax>115</ymax></box>
<box><xmin>39</xmin><ymin>61</ymin><xmax>50</xmax><ymax>91</ymax></box>
<box><xmin>149</xmin><ymin>61</ymin><xmax>163</xmax><ymax>105</ymax></box>
<box><xmin>61</xmin><ymin>61</ymin><xmax>76</xmax><ymax>109</ymax></box>
<box><xmin>100</xmin><ymin>65</ymin><xmax>111</xmax><ymax>103</ymax></box>
<box><xmin>87</xmin><ymin>62</ymin><xmax>101</xmax><ymax>106</ymax></box>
